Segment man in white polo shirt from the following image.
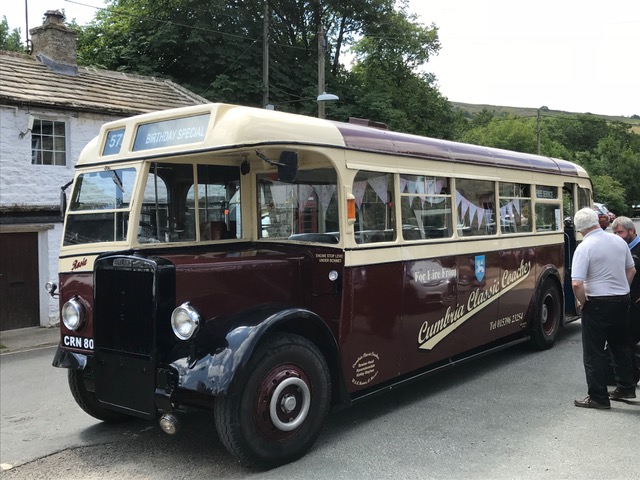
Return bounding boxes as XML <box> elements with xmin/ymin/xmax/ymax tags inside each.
<box><xmin>571</xmin><ymin>207</ymin><xmax>636</xmax><ymax>409</ymax></box>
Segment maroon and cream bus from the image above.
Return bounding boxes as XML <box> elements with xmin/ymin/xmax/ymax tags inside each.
<box><xmin>50</xmin><ymin>103</ymin><xmax>592</xmax><ymax>467</ymax></box>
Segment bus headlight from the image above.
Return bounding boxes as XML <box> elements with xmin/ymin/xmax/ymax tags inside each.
<box><xmin>62</xmin><ymin>297</ymin><xmax>85</xmax><ymax>331</ymax></box>
<box><xmin>171</xmin><ymin>302</ymin><xmax>201</xmax><ymax>340</ymax></box>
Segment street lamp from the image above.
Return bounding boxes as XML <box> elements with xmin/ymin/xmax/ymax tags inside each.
<box><xmin>317</xmin><ymin>24</ymin><xmax>340</xmax><ymax>118</ymax></box>
<box><xmin>317</xmin><ymin>93</ymin><xmax>339</xmax><ymax>102</ymax></box>
<box><xmin>317</xmin><ymin>92</ymin><xmax>339</xmax><ymax>119</ymax></box>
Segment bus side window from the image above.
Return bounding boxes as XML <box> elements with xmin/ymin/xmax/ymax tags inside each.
<box><xmin>577</xmin><ymin>187</ymin><xmax>591</xmax><ymax>209</ymax></box>
<box><xmin>400</xmin><ymin>175</ymin><xmax>452</xmax><ymax>240</ymax></box>
<box><xmin>499</xmin><ymin>182</ymin><xmax>532</xmax><ymax>234</ymax></box>
<box><xmin>456</xmin><ymin>179</ymin><xmax>497</xmax><ymax>237</ymax></box>
<box><xmin>193</xmin><ymin>164</ymin><xmax>241</xmax><ymax>241</ymax></box>
<box><xmin>257</xmin><ymin>168</ymin><xmax>339</xmax><ymax>240</ymax></box>
<box><xmin>535</xmin><ymin>185</ymin><xmax>562</xmax><ymax>232</ymax></box>
<box><xmin>352</xmin><ymin>171</ymin><xmax>395</xmax><ymax>244</ymax></box>
<box><xmin>562</xmin><ymin>184</ymin><xmax>575</xmax><ymax>220</ymax></box>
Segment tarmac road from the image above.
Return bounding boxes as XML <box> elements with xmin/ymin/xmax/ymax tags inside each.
<box><xmin>1</xmin><ymin>321</ymin><xmax>638</xmax><ymax>480</ymax></box>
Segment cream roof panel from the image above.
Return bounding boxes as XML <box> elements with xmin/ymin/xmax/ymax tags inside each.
<box><xmin>77</xmin><ymin>104</ymin><xmax>346</xmax><ymax>165</ymax></box>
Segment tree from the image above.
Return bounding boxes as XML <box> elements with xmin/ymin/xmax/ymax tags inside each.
<box><xmin>470</xmin><ymin>108</ymin><xmax>495</xmax><ymax>128</ymax></box>
<box><xmin>74</xmin><ymin>0</ymin><xmax>460</xmax><ymax>136</ymax></box>
<box><xmin>591</xmin><ymin>175</ymin><xmax>627</xmax><ymax>215</ymax></box>
<box><xmin>591</xmin><ymin>126</ymin><xmax>640</xmax><ymax>211</ymax></box>
<box><xmin>456</xmin><ymin>111</ymin><xmax>640</xmax><ymax>212</ymax></box>
<box><xmin>459</xmin><ymin>116</ymin><xmax>539</xmax><ymax>153</ymax></box>
<box><xmin>76</xmin><ymin>0</ymin><xmax>402</xmax><ymax>109</ymax></box>
<box><xmin>1</xmin><ymin>16</ymin><xmax>23</xmax><ymax>52</ymax></box>
<box><xmin>544</xmin><ymin>114</ymin><xmax>609</xmax><ymax>152</ymax></box>
<box><xmin>342</xmin><ymin>2</ymin><xmax>462</xmax><ymax>138</ymax></box>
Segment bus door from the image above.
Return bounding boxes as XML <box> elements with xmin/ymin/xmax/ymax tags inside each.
<box><xmin>562</xmin><ymin>183</ymin><xmax>580</xmax><ymax>315</ymax></box>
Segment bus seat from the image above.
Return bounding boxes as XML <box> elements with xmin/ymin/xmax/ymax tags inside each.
<box><xmin>201</xmin><ymin>221</ymin><xmax>230</xmax><ymax>240</ymax></box>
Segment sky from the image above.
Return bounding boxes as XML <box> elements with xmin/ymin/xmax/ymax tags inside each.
<box><xmin>3</xmin><ymin>0</ymin><xmax>639</xmax><ymax>117</ymax></box>
<box><xmin>408</xmin><ymin>0</ymin><xmax>640</xmax><ymax>117</ymax></box>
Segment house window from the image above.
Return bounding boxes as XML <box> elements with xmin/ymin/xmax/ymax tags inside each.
<box><xmin>31</xmin><ymin>119</ymin><xmax>66</xmax><ymax>165</ymax></box>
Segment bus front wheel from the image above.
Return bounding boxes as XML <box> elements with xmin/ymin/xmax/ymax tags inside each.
<box><xmin>529</xmin><ymin>280</ymin><xmax>561</xmax><ymax>350</ymax></box>
<box><xmin>214</xmin><ymin>333</ymin><xmax>331</xmax><ymax>468</ymax></box>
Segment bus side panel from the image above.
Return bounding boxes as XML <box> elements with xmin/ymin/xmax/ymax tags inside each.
<box><xmin>306</xmin><ymin>249</ymin><xmax>344</xmax><ymax>328</ymax></box>
<box><xmin>400</xmin><ymin>249</ymin><xmax>527</xmax><ymax>376</ymax></box>
<box><xmin>494</xmin><ymin>247</ymin><xmax>537</xmax><ymax>338</ymax></box>
<box><xmin>339</xmin><ymin>262</ymin><xmax>404</xmax><ymax>393</ymax></box>
<box><xmin>401</xmin><ymin>256</ymin><xmax>459</xmax><ymax>371</ymax></box>
<box><xmin>454</xmin><ymin>251</ymin><xmax>501</xmax><ymax>347</ymax></box>
<box><xmin>535</xmin><ymin>243</ymin><xmax>564</xmax><ymax>285</ymax></box>
<box><xmin>171</xmin><ymin>250</ymin><xmax>306</xmax><ymax>322</ymax></box>
<box><xmin>407</xmin><ymin>252</ymin><xmax>500</xmax><ymax>363</ymax></box>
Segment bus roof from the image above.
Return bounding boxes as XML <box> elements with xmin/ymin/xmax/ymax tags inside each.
<box><xmin>78</xmin><ymin>103</ymin><xmax>587</xmax><ymax>178</ymax></box>
<box><xmin>335</xmin><ymin>122</ymin><xmax>585</xmax><ymax>177</ymax></box>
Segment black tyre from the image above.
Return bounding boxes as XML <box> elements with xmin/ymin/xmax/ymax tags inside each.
<box><xmin>214</xmin><ymin>333</ymin><xmax>331</xmax><ymax>468</ymax></box>
<box><xmin>529</xmin><ymin>280</ymin><xmax>561</xmax><ymax>350</ymax></box>
<box><xmin>68</xmin><ymin>369</ymin><xmax>132</xmax><ymax>423</ymax></box>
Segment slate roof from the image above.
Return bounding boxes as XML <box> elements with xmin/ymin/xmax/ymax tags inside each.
<box><xmin>0</xmin><ymin>51</ymin><xmax>209</xmax><ymax>116</ymax></box>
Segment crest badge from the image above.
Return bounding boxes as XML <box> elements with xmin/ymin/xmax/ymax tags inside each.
<box><xmin>475</xmin><ymin>255</ymin><xmax>485</xmax><ymax>282</ymax></box>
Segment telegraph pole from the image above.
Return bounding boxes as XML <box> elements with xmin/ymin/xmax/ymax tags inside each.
<box><xmin>24</xmin><ymin>0</ymin><xmax>30</xmax><ymax>49</ymax></box>
<box><xmin>262</xmin><ymin>1</ymin><xmax>270</xmax><ymax>108</ymax></box>
<box><xmin>536</xmin><ymin>108</ymin><xmax>541</xmax><ymax>155</ymax></box>
<box><xmin>317</xmin><ymin>24</ymin><xmax>326</xmax><ymax>119</ymax></box>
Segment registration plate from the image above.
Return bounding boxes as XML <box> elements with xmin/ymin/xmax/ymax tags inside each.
<box><xmin>63</xmin><ymin>335</ymin><xmax>94</xmax><ymax>350</ymax></box>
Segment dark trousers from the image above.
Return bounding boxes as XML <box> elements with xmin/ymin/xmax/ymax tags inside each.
<box><xmin>582</xmin><ymin>299</ymin><xmax>635</xmax><ymax>404</ymax></box>
<box><xmin>630</xmin><ymin>302</ymin><xmax>640</xmax><ymax>382</ymax></box>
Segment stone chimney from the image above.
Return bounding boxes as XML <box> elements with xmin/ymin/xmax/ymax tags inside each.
<box><xmin>29</xmin><ymin>10</ymin><xmax>78</xmax><ymax>71</ymax></box>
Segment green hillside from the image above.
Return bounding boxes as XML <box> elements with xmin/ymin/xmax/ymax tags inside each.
<box><xmin>451</xmin><ymin>102</ymin><xmax>640</xmax><ymax>134</ymax></box>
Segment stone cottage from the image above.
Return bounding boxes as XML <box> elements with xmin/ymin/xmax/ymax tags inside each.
<box><xmin>0</xmin><ymin>10</ymin><xmax>209</xmax><ymax>330</ymax></box>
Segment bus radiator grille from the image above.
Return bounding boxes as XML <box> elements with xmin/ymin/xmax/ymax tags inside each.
<box><xmin>95</xmin><ymin>268</ymin><xmax>155</xmax><ymax>356</ymax></box>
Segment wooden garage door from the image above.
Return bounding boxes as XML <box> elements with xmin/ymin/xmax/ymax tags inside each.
<box><xmin>0</xmin><ymin>232</ymin><xmax>40</xmax><ymax>330</ymax></box>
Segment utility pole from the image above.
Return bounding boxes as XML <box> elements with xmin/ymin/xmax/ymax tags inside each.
<box><xmin>24</xmin><ymin>0</ymin><xmax>30</xmax><ymax>49</ymax></box>
<box><xmin>536</xmin><ymin>108</ymin><xmax>541</xmax><ymax>155</ymax></box>
<box><xmin>262</xmin><ymin>1</ymin><xmax>270</xmax><ymax>108</ymax></box>
<box><xmin>317</xmin><ymin>24</ymin><xmax>326</xmax><ymax>119</ymax></box>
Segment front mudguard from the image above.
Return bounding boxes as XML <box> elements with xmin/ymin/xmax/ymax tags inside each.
<box><xmin>52</xmin><ymin>346</ymin><xmax>89</xmax><ymax>370</ymax></box>
<box><xmin>168</xmin><ymin>304</ymin><xmax>349</xmax><ymax>407</ymax></box>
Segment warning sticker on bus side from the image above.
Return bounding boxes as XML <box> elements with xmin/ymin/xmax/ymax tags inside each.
<box><xmin>63</xmin><ymin>335</ymin><xmax>94</xmax><ymax>350</ymax></box>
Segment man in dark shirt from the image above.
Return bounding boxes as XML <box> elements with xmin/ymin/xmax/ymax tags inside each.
<box><xmin>611</xmin><ymin>216</ymin><xmax>640</xmax><ymax>384</ymax></box>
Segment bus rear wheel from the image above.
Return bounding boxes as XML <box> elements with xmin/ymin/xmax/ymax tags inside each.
<box><xmin>68</xmin><ymin>369</ymin><xmax>132</xmax><ymax>423</ymax></box>
<box><xmin>214</xmin><ymin>333</ymin><xmax>331</xmax><ymax>468</ymax></box>
<box><xmin>529</xmin><ymin>280</ymin><xmax>561</xmax><ymax>350</ymax></box>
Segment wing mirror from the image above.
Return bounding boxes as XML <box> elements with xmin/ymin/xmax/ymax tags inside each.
<box><xmin>277</xmin><ymin>151</ymin><xmax>298</xmax><ymax>183</ymax></box>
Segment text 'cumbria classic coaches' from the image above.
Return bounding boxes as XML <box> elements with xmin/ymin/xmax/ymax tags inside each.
<box><xmin>49</xmin><ymin>103</ymin><xmax>593</xmax><ymax>467</ymax></box>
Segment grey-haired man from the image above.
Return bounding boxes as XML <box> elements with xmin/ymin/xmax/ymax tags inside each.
<box><xmin>571</xmin><ymin>208</ymin><xmax>636</xmax><ymax>409</ymax></box>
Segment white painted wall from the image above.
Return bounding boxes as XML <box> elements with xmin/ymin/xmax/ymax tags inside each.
<box><xmin>1</xmin><ymin>105</ymin><xmax>121</xmax><ymax>326</ymax></box>
<box><xmin>0</xmin><ymin>107</ymin><xmax>121</xmax><ymax>206</ymax></box>
<box><xmin>45</xmin><ymin>224</ymin><xmax>63</xmax><ymax>325</ymax></box>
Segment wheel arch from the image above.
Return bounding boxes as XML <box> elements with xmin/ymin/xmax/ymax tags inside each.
<box><xmin>533</xmin><ymin>266</ymin><xmax>564</xmax><ymax>326</ymax></box>
<box><xmin>526</xmin><ymin>265</ymin><xmax>564</xmax><ymax>350</ymax></box>
<box><xmin>170</xmin><ymin>305</ymin><xmax>350</xmax><ymax>408</ymax></box>
<box><xmin>265</xmin><ymin>314</ymin><xmax>350</xmax><ymax>410</ymax></box>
